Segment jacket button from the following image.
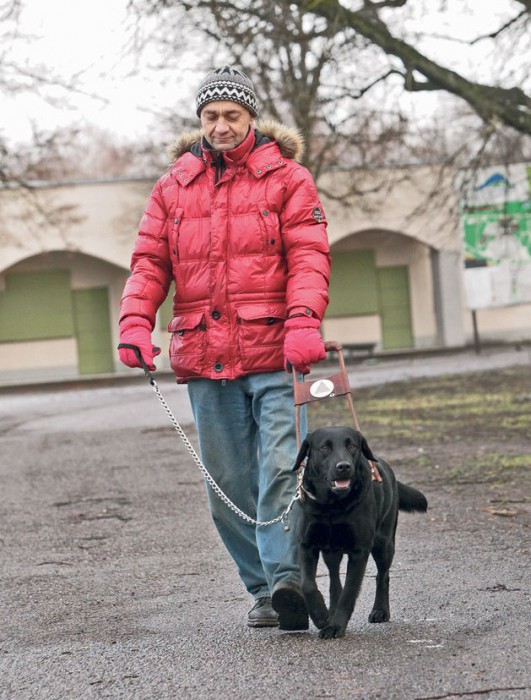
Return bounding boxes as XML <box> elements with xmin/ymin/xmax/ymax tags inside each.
<box><xmin>263</xmin><ymin>209</ymin><xmax>269</xmax><ymax>216</ymax></box>
<box><xmin>211</xmin><ymin>310</ymin><xmax>221</xmax><ymax>320</ymax></box>
<box><xmin>214</xmin><ymin>362</ymin><xmax>224</xmax><ymax>373</ymax></box>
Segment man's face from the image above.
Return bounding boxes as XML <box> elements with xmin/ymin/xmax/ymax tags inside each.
<box><xmin>200</xmin><ymin>101</ymin><xmax>254</xmax><ymax>151</ymax></box>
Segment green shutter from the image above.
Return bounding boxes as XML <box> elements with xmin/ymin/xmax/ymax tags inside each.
<box><xmin>72</xmin><ymin>288</ymin><xmax>114</xmax><ymax>374</ymax></box>
<box><xmin>327</xmin><ymin>250</ymin><xmax>378</xmax><ymax>317</ymax></box>
<box><xmin>158</xmin><ymin>284</ymin><xmax>174</xmax><ymax>329</ymax></box>
<box><xmin>0</xmin><ymin>270</ymin><xmax>74</xmax><ymax>341</ymax></box>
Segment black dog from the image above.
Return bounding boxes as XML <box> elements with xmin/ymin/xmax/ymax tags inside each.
<box><xmin>293</xmin><ymin>426</ymin><xmax>428</xmax><ymax>639</ymax></box>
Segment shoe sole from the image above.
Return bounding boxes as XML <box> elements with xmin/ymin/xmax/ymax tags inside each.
<box><xmin>271</xmin><ymin>587</ymin><xmax>309</xmax><ymax>631</ymax></box>
<box><xmin>247</xmin><ymin>619</ymin><xmax>279</xmax><ymax>628</ymax></box>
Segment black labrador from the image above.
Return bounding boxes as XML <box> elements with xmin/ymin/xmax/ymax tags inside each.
<box><xmin>293</xmin><ymin>426</ymin><xmax>428</xmax><ymax>639</ymax></box>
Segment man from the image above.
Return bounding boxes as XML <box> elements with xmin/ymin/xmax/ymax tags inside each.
<box><xmin>118</xmin><ymin>66</ymin><xmax>330</xmax><ymax>630</ymax></box>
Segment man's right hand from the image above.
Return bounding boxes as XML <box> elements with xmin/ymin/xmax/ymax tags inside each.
<box><xmin>118</xmin><ymin>320</ymin><xmax>161</xmax><ymax>371</ymax></box>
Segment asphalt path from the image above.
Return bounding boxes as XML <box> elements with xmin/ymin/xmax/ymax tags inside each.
<box><xmin>3</xmin><ymin>344</ymin><xmax>530</xmax><ymax>434</ymax></box>
<box><xmin>1</xmin><ymin>345</ymin><xmax>529</xmax><ymax>699</ymax></box>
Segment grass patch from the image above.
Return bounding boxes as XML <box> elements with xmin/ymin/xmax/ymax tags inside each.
<box><xmin>441</xmin><ymin>453</ymin><xmax>530</xmax><ymax>485</ymax></box>
<box><xmin>307</xmin><ymin>365</ymin><xmax>531</xmax><ymax>495</ymax></box>
<box><xmin>309</xmin><ymin>367</ymin><xmax>531</xmax><ymax>444</ymax></box>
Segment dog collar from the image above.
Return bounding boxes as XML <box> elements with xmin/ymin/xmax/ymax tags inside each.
<box><xmin>296</xmin><ymin>465</ymin><xmax>319</xmax><ymax>504</ymax></box>
<box><xmin>298</xmin><ymin>482</ymin><xmax>319</xmax><ymax>504</ymax></box>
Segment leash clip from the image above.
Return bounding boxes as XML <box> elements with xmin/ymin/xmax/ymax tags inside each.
<box><xmin>295</xmin><ymin>460</ymin><xmax>307</xmax><ymax>503</ymax></box>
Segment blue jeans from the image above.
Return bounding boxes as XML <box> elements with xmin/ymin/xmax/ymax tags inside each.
<box><xmin>187</xmin><ymin>371</ymin><xmax>306</xmax><ymax>600</ymax></box>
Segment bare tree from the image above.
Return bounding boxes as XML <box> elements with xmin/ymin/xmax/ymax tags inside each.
<box><xmin>13</xmin><ymin>126</ymin><xmax>168</xmax><ymax>182</ymax></box>
<box><xmin>1</xmin><ymin>0</ymin><xmax>79</xmax><ymax>184</ymax></box>
<box><xmin>290</xmin><ymin>0</ymin><xmax>530</xmax><ymax>134</ymax></box>
<box><xmin>127</xmin><ymin>0</ymin><xmax>530</xmax><ymax>181</ymax></box>
<box><xmin>0</xmin><ymin>0</ymin><xmax>98</xmax><ymax>236</ymax></box>
<box><xmin>128</xmin><ymin>0</ymin><xmax>418</xmax><ymax>179</ymax></box>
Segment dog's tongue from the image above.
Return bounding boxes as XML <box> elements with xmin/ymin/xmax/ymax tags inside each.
<box><xmin>334</xmin><ymin>479</ymin><xmax>351</xmax><ymax>489</ymax></box>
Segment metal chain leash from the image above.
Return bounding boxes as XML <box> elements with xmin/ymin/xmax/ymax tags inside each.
<box><xmin>145</xmin><ymin>369</ymin><xmax>299</xmax><ymax>529</ymax></box>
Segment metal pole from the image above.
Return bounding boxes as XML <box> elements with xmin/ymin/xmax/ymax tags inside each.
<box><xmin>472</xmin><ymin>309</ymin><xmax>481</xmax><ymax>355</ymax></box>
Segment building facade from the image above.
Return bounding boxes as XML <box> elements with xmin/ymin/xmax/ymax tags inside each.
<box><xmin>1</xmin><ymin>167</ymin><xmax>529</xmax><ymax>384</ymax></box>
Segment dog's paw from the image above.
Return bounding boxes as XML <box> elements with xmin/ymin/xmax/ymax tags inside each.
<box><xmin>319</xmin><ymin>624</ymin><xmax>346</xmax><ymax>639</ymax></box>
<box><xmin>368</xmin><ymin>608</ymin><xmax>390</xmax><ymax>623</ymax></box>
<box><xmin>313</xmin><ymin>615</ymin><xmax>329</xmax><ymax>630</ymax></box>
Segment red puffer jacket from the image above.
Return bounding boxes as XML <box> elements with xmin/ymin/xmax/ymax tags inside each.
<box><xmin>120</xmin><ymin>120</ymin><xmax>331</xmax><ymax>382</ymax></box>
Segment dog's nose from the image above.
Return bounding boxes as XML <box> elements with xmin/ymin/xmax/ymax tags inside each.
<box><xmin>335</xmin><ymin>461</ymin><xmax>351</xmax><ymax>473</ymax></box>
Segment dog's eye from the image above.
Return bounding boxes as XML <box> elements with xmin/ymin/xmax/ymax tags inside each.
<box><xmin>347</xmin><ymin>443</ymin><xmax>358</xmax><ymax>454</ymax></box>
<box><xmin>319</xmin><ymin>444</ymin><xmax>331</xmax><ymax>454</ymax></box>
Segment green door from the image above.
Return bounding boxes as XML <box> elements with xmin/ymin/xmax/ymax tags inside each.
<box><xmin>377</xmin><ymin>267</ymin><xmax>414</xmax><ymax>349</ymax></box>
<box><xmin>72</xmin><ymin>288</ymin><xmax>114</xmax><ymax>374</ymax></box>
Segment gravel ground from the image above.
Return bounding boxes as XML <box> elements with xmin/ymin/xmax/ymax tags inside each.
<box><xmin>0</xmin><ymin>344</ymin><xmax>529</xmax><ymax>699</ymax></box>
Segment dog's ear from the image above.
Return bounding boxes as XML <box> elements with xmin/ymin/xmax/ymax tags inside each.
<box><xmin>293</xmin><ymin>437</ymin><xmax>310</xmax><ymax>471</ymax></box>
<box><xmin>361</xmin><ymin>435</ymin><xmax>376</xmax><ymax>461</ymax></box>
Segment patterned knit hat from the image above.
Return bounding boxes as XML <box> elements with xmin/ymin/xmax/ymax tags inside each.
<box><xmin>196</xmin><ymin>66</ymin><xmax>258</xmax><ymax>117</ymax></box>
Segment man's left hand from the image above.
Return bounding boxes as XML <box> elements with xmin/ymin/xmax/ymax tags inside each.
<box><xmin>283</xmin><ymin>316</ymin><xmax>326</xmax><ymax>375</ymax></box>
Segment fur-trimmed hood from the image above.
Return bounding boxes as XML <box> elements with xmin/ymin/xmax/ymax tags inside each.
<box><xmin>168</xmin><ymin>119</ymin><xmax>304</xmax><ymax>163</ymax></box>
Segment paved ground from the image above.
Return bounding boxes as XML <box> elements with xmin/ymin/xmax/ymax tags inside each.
<box><xmin>3</xmin><ymin>344</ymin><xmax>530</xmax><ymax>432</ymax></box>
<box><xmin>0</xmin><ymin>344</ymin><xmax>529</xmax><ymax>699</ymax></box>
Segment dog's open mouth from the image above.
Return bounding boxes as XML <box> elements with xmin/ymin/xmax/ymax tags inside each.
<box><xmin>332</xmin><ymin>479</ymin><xmax>351</xmax><ymax>491</ymax></box>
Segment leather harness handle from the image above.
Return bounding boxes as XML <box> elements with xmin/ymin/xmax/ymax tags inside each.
<box><xmin>293</xmin><ymin>340</ymin><xmax>382</xmax><ymax>483</ymax></box>
<box><xmin>293</xmin><ymin>342</ymin><xmax>360</xmax><ymax>435</ymax></box>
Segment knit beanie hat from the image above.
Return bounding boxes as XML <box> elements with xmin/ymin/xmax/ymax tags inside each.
<box><xmin>196</xmin><ymin>66</ymin><xmax>258</xmax><ymax>117</ymax></box>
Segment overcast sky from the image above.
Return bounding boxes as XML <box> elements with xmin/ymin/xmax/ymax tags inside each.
<box><xmin>3</xmin><ymin>0</ymin><xmax>526</xmax><ymax>145</ymax></box>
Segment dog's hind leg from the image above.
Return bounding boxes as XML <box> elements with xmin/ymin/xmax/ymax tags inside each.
<box><xmin>368</xmin><ymin>535</ymin><xmax>395</xmax><ymax>623</ymax></box>
<box><xmin>322</xmin><ymin>550</ymin><xmax>343</xmax><ymax>617</ymax></box>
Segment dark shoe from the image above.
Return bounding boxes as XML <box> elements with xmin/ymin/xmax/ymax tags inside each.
<box><xmin>247</xmin><ymin>596</ymin><xmax>278</xmax><ymax>628</ymax></box>
<box><xmin>271</xmin><ymin>581</ymin><xmax>309</xmax><ymax>631</ymax></box>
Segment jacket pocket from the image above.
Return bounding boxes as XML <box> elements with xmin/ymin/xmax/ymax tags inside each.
<box><xmin>168</xmin><ymin>311</ymin><xmax>206</xmax><ymax>377</ymax></box>
<box><xmin>258</xmin><ymin>201</ymin><xmax>282</xmax><ymax>254</ymax></box>
<box><xmin>169</xmin><ymin>207</ymin><xmax>184</xmax><ymax>262</ymax></box>
<box><xmin>236</xmin><ymin>303</ymin><xmax>286</xmax><ymax>371</ymax></box>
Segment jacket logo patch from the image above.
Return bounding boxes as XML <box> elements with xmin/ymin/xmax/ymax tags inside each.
<box><xmin>312</xmin><ymin>207</ymin><xmax>323</xmax><ymax>223</ymax></box>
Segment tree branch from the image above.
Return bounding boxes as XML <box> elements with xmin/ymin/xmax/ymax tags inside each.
<box><xmin>298</xmin><ymin>0</ymin><xmax>531</xmax><ymax>134</ymax></box>
<box><xmin>470</xmin><ymin>9</ymin><xmax>527</xmax><ymax>44</ymax></box>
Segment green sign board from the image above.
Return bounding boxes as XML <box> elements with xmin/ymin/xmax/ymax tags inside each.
<box><xmin>458</xmin><ymin>163</ymin><xmax>531</xmax><ymax>309</ymax></box>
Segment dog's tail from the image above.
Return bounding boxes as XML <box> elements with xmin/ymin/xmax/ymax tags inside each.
<box><xmin>398</xmin><ymin>482</ymin><xmax>428</xmax><ymax>513</ymax></box>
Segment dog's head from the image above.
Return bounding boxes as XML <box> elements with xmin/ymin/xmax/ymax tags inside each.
<box><xmin>293</xmin><ymin>426</ymin><xmax>376</xmax><ymax>503</ymax></box>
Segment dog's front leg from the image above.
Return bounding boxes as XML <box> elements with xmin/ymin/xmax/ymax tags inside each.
<box><xmin>319</xmin><ymin>551</ymin><xmax>369</xmax><ymax>639</ymax></box>
<box><xmin>300</xmin><ymin>546</ymin><xmax>329</xmax><ymax>630</ymax></box>
<box><xmin>322</xmin><ymin>549</ymin><xmax>343</xmax><ymax>617</ymax></box>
